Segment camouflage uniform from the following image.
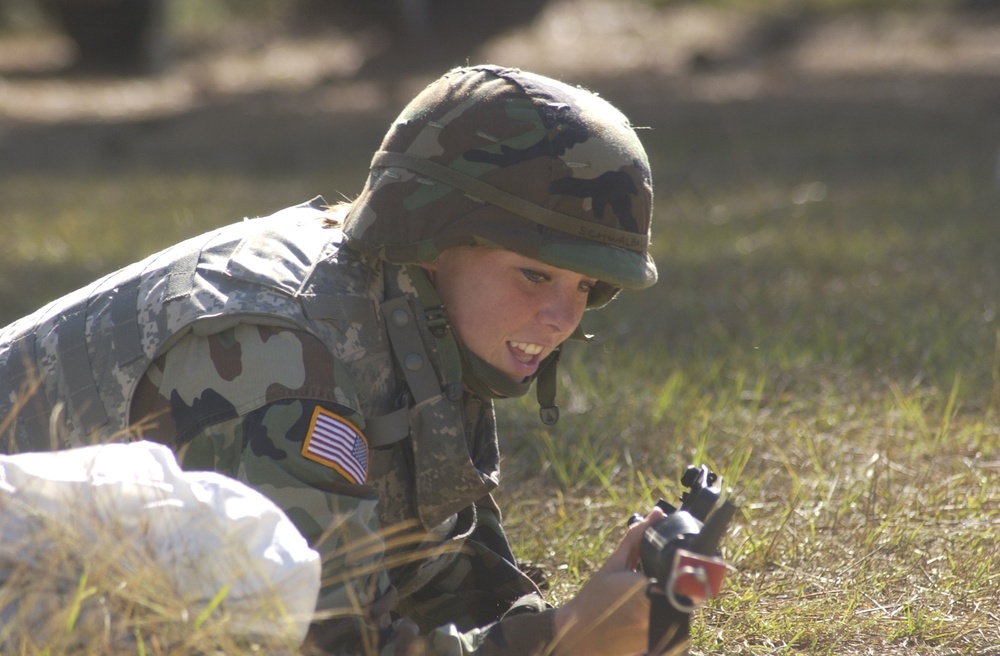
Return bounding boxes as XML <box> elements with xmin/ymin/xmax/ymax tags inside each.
<box><xmin>0</xmin><ymin>65</ymin><xmax>656</xmax><ymax>655</ymax></box>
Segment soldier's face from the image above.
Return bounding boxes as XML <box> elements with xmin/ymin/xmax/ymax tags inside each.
<box><xmin>422</xmin><ymin>247</ymin><xmax>594</xmax><ymax>382</ymax></box>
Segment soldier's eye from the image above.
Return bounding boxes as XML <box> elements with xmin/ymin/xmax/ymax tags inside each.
<box><xmin>520</xmin><ymin>269</ymin><xmax>549</xmax><ymax>284</ymax></box>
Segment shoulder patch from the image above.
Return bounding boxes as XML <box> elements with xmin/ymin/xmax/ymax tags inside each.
<box><xmin>301</xmin><ymin>406</ymin><xmax>369</xmax><ymax>484</ymax></box>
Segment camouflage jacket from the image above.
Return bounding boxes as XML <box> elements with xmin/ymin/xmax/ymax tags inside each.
<box><xmin>0</xmin><ymin>198</ymin><xmax>555</xmax><ymax>655</ymax></box>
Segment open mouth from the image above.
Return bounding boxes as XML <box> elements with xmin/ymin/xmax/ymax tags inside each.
<box><xmin>508</xmin><ymin>340</ymin><xmax>543</xmax><ymax>365</ymax></box>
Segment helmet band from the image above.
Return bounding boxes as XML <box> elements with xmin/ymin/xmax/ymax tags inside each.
<box><xmin>371</xmin><ymin>150</ymin><xmax>649</xmax><ymax>254</ymax></box>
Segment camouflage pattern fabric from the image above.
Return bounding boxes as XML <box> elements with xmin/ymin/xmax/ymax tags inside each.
<box><xmin>344</xmin><ymin>64</ymin><xmax>657</xmax><ymax>308</ymax></box>
<box><xmin>130</xmin><ymin>322</ymin><xmax>552</xmax><ymax>654</ymax></box>
<box><xmin>0</xmin><ymin>199</ymin><xmax>557</xmax><ymax>655</ymax></box>
<box><xmin>0</xmin><ymin>198</ymin><xmax>351</xmax><ymax>451</ymax></box>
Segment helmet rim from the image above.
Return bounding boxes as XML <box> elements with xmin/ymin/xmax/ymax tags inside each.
<box><xmin>343</xmin><ymin>64</ymin><xmax>658</xmax><ymax>306</ymax></box>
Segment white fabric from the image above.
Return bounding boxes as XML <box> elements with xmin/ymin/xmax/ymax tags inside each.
<box><xmin>0</xmin><ymin>440</ymin><xmax>320</xmax><ymax>647</ymax></box>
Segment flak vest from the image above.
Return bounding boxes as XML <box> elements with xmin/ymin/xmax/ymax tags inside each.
<box><xmin>0</xmin><ymin>197</ymin><xmax>498</xmax><ymax>533</ymax></box>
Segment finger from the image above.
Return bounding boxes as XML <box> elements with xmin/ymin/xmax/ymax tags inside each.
<box><xmin>603</xmin><ymin>507</ymin><xmax>667</xmax><ymax>572</ymax></box>
<box><xmin>621</xmin><ymin>507</ymin><xmax>666</xmax><ymax>569</ymax></box>
<box><xmin>624</xmin><ymin>506</ymin><xmax>665</xmax><ymax>543</ymax></box>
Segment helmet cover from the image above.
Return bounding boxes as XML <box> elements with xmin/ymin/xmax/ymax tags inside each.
<box><xmin>343</xmin><ymin>64</ymin><xmax>657</xmax><ymax>307</ymax></box>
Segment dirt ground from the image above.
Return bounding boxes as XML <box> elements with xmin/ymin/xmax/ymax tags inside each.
<box><xmin>0</xmin><ymin>0</ymin><xmax>999</xmax><ymax>175</ymax></box>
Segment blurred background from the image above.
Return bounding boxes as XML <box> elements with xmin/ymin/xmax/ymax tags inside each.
<box><xmin>1</xmin><ymin>0</ymin><xmax>999</xmax><ymax>391</ymax></box>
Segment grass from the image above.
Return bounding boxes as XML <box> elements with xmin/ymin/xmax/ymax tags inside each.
<box><xmin>493</xmin><ymin>81</ymin><xmax>1000</xmax><ymax>654</ymax></box>
<box><xmin>2</xmin><ymin>1</ymin><xmax>1000</xmax><ymax>654</ymax></box>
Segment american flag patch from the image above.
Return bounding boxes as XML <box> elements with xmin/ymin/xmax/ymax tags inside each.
<box><xmin>301</xmin><ymin>407</ymin><xmax>369</xmax><ymax>484</ymax></box>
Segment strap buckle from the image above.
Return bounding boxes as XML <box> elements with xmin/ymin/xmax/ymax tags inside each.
<box><xmin>424</xmin><ymin>304</ymin><xmax>450</xmax><ymax>337</ymax></box>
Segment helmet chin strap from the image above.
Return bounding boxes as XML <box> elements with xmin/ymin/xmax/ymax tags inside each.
<box><xmin>534</xmin><ymin>349</ymin><xmax>561</xmax><ymax>425</ymax></box>
<box><xmin>457</xmin><ymin>341</ymin><xmax>561</xmax><ymax>425</ymax></box>
<box><xmin>406</xmin><ymin>263</ymin><xmax>563</xmax><ymax>424</ymax></box>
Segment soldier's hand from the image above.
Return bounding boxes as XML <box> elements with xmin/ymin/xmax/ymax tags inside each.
<box><xmin>552</xmin><ymin>507</ymin><xmax>665</xmax><ymax>656</ymax></box>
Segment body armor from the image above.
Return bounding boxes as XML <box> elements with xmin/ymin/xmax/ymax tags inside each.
<box><xmin>0</xmin><ymin>197</ymin><xmax>497</xmax><ymax>532</ymax></box>
<box><xmin>1</xmin><ymin>198</ymin><xmax>351</xmax><ymax>451</ymax></box>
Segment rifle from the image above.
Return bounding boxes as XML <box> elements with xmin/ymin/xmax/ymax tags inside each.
<box><xmin>629</xmin><ymin>465</ymin><xmax>738</xmax><ymax>656</ymax></box>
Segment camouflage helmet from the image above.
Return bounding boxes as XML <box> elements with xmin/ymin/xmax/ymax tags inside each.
<box><xmin>343</xmin><ymin>64</ymin><xmax>657</xmax><ymax>307</ymax></box>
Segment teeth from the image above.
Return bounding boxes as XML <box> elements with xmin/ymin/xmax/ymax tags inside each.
<box><xmin>510</xmin><ymin>341</ymin><xmax>543</xmax><ymax>356</ymax></box>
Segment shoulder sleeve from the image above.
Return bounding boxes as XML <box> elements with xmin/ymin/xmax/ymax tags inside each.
<box><xmin>129</xmin><ymin>323</ymin><xmax>363</xmax><ymax>447</ymax></box>
<box><xmin>134</xmin><ymin>325</ymin><xmax>558</xmax><ymax>655</ymax></box>
<box><xmin>193</xmin><ymin>400</ymin><xmax>559</xmax><ymax>656</ymax></box>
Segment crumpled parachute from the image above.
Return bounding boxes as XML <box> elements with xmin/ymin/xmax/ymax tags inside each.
<box><xmin>0</xmin><ymin>440</ymin><xmax>320</xmax><ymax>652</ymax></box>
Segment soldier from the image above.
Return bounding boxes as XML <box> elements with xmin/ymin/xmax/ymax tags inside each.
<box><xmin>0</xmin><ymin>65</ymin><xmax>675</xmax><ymax>654</ymax></box>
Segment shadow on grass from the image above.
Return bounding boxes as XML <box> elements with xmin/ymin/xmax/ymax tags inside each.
<box><xmin>1</xmin><ymin>64</ymin><xmax>998</xmax><ymax>394</ymax></box>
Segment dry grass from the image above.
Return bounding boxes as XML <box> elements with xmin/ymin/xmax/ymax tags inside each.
<box><xmin>498</xmin><ymin>359</ymin><xmax>1000</xmax><ymax>654</ymax></box>
<box><xmin>2</xmin><ymin>1</ymin><xmax>999</xmax><ymax>654</ymax></box>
